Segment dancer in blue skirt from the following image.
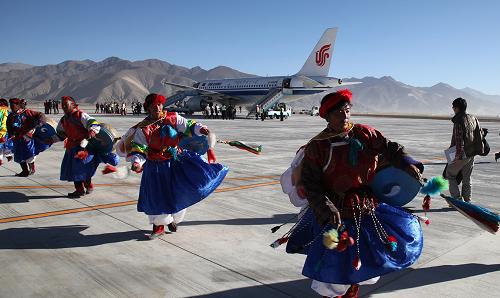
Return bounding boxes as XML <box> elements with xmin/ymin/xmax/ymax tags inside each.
<box><xmin>51</xmin><ymin>96</ymin><xmax>119</xmax><ymax>198</ymax></box>
<box><xmin>6</xmin><ymin>98</ymin><xmax>49</xmax><ymax>176</ymax></box>
<box><xmin>293</xmin><ymin>89</ymin><xmax>424</xmax><ymax>297</ymax></box>
<box><xmin>124</xmin><ymin>93</ymin><xmax>228</xmax><ymax>239</ymax></box>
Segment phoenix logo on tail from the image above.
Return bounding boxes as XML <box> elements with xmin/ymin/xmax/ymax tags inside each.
<box><xmin>315</xmin><ymin>44</ymin><xmax>331</xmax><ymax>67</ymax></box>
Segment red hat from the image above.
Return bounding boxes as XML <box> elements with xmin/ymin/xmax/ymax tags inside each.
<box><xmin>9</xmin><ymin>98</ymin><xmax>22</xmax><ymax>105</ymax></box>
<box><xmin>144</xmin><ymin>93</ymin><xmax>166</xmax><ymax>109</ymax></box>
<box><xmin>319</xmin><ymin>89</ymin><xmax>352</xmax><ymax>118</ymax></box>
<box><xmin>61</xmin><ymin>96</ymin><xmax>77</xmax><ymax>105</ymax></box>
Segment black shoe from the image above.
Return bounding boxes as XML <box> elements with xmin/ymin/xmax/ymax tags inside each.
<box><xmin>15</xmin><ymin>171</ymin><xmax>30</xmax><ymax>177</ymax></box>
<box><xmin>167</xmin><ymin>222</ymin><xmax>177</xmax><ymax>232</ymax></box>
<box><xmin>495</xmin><ymin>152</ymin><xmax>500</xmax><ymax>162</ymax></box>
<box><xmin>68</xmin><ymin>190</ymin><xmax>85</xmax><ymax>198</ymax></box>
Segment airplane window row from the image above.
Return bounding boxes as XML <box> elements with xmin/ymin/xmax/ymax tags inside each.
<box><xmin>204</xmin><ymin>84</ymin><xmax>278</xmax><ymax>89</ymax></box>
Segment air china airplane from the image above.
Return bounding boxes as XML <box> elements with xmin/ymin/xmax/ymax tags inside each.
<box><xmin>162</xmin><ymin>27</ymin><xmax>357</xmax><ymax>116</ymax></box>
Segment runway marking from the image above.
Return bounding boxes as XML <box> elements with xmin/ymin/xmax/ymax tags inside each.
<box><xmin>0</xmin><ymin>175</ymin><xmax>280</xmax><ymax>190</ymax></box>
<box><xmin>0</xmin><ymin>180</ymin><xmax>280</xmax><ymax>224</ymax></box>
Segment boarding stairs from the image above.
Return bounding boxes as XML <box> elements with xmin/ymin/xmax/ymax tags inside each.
<box><xmin>246</xmin><ymin>88</ymin><xmax>284</xmax><ymax>118</ymax></box>
<box><xmin>165</xmin><ymin>90</ymin><xmax>199</xmax><ymax>107</ymax></box>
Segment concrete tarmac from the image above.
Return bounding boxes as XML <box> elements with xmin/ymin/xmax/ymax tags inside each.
<box><xmin>1</xmin><ymin>113</ymin><xmax>499</xmax><ymax>298</ymax></box>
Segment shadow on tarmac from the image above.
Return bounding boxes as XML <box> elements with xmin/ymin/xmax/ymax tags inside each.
<box><xmin>0</xmin><ymin>225</ymin><xmax>149</xmax><ymax>249</ymax></box>
<box><xmin>0</xmin><ymin>191</ymin><xmax>67</xmax><ymax>203</ymax></box>
<box><xmin>181</xmin><ymin>213</ymin><xmax>298</xmax><ymax>227</ymax></box>
<box><xmin>186</xmin><ymin>278</ymin><xmax>315</xmax><ymax>298</ymax></box>
<box><xmin>363</xmin><ymin>263</ymin><xmax>500</xmax><ymax>296</ymax></box>
<box><xmin>186</xmin><ymin>263</ymin><xmax>500</xmax><ymax>298</ymax></box>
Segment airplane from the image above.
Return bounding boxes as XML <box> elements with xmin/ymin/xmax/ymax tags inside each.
<box><xmin>161</xmin><ymin>27</ymin><xmax>358</xmax><ymax>116</ymax></box>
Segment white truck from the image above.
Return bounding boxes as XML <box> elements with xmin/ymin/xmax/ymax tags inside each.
<box><xmin>267</xmin><ymin>108</ymin><xmax>291</xmax><ymax>119</ymax></box>
<box><xmin>310</xmin><ymin>106</ymin><xmax>319</xmax><ymax>116</ymax></box>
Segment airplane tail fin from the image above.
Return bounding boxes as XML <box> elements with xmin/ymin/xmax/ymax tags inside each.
<box><xmin>296</xmin><ymin>28</ymin><xmax>337</xmax><ymax>77</ymax></box>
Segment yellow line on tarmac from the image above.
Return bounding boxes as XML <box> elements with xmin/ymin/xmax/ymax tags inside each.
<box><xmin>0</xmin><ymin>180</ymin><xmax>280</xmax><ymax>224</ymax></box>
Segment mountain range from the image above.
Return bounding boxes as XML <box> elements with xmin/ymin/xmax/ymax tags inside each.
<box><xmin>1</xmin><ymin>57</ymin><xmax>499</xmax><ymax>116</ymax></box>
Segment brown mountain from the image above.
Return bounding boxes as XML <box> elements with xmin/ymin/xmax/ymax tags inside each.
<box><xmin>0</xmin><ymin>63</ymin><xmax>34</xmax><ymax>72</ymax></box>
<box><xmin>290</xmin><ymin>76</ymin><xmax>500</xmax><ymax>116</ymax></box>
<box><xmin>0</xmin><ymin>57</ymin><xmax>253</xmax><ymax>103</ymax></box>
<box><xmin>1</xmin><ymin>57</ymin><xmax>499</xmax><ymax>116</ymax></box>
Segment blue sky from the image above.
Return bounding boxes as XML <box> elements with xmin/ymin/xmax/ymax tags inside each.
<box><xmin>1</xmin><ymin>0</ymin><xmax>500</xmax><ymax>94</ymax></box>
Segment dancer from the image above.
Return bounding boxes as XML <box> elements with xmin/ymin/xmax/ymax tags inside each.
<box><xmin>122</xmin><ymin>93</ymin><xmax>228</xmax><ymax>239</ymax></box>
<box><xmin>285</xmin><ymin>89</ymin><xmax>424</xmax><ymax>298</ymax></box>
<box><xmin>6</xmin><ymin>98</ymin><xmax>49</xmax><ymax>176</ymax></box>
<box><xmin>51</xmin><ymin>96</ymin><xmax>118</xmax><ymax>198</ymax></box>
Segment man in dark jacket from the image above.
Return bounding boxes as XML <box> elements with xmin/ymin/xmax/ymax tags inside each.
<box><xmin>446</xmin><ymin>97</ymin><xmax>484</xmax><ymax>202</ymax></box>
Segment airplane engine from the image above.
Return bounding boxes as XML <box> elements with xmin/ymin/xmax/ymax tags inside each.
<box><xmin>185</xmin><ymin>96</ymin><xmax>208</xmax><ymax>112</ymax></box>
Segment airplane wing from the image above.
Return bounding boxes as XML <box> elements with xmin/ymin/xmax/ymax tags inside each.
<box><xmin>161</xmin><ymin>80</ymin><xmax>198</xmax><ymax>90</ymax></box>
<box><xmin>162</xmin><ymin>79</ymin><xmax>238</xmax><ymax>105</ymax></box>
<box><xmin>162</xmin><ymin>80</ymin><xmax>227</xmax><ymax>97</ymax></box>
<box><xmin>337</xmin><ymin>81</ymin><xmax>362</xmax><ymax>86</ymax></box>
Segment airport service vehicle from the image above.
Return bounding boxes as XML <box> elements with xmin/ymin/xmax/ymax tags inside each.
<box><xmin>310</xmin><ymin>106</ymin><xmax>319</xmax><ymax>116</ymax></box>
<box><xmin>267</xmin><ymin>108</ymin><xmax>292</xmax><ymax>119</ymax></box>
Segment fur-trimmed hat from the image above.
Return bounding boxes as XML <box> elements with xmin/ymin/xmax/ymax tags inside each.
<box><xmin>143</xmin><ymin>93</ymin><xmax>166</xmax><ymax>110</ymax></box>
<box><xmin>319</xmin><ymin>89</ymin><xmax>352</xmax><ymax>118</ymax></box>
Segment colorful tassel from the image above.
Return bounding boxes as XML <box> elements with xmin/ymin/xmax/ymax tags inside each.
<box><xmin>386</xmin><ymin>235</ymin><xmax>398</xmax><ymax>252</ymax></box>
<box><xmin>335</xmin><ymin>230</ymin><xmax>355</xmax><ymax>252</ymax></box>
<box><xmin>270</xmin><ymin>236</ymin><xmax>289</xmax><ymax>248</ymax></box>
<box><xmin>417</xmin><ymin>215</ymin><xmax>431</xmax><ymax>225</ymax></box>
<box><xmin>166</xmin><ymin>146</ymin><xmax>178</xmax><ymax>160</ymax></box>
<box><xmin>218</xmin><ymin>140</ymin><xmax>263</xmax><ymax>155</ymax></box>
<box><xmin>420</xmin><ymin>176</ymin><xmax>448</xmax><ymax>196</ymax></box>
<box><xmin>422</xmin><ymin>194</ymin><xmax>431</xmax><ymax>211</ymax></box>
<box><xmin>353</xmin><ymin>257</ymin><xmax>362</xmax><ymax>270</ymax></box>
<box><xmin>322</xmin><ymin>229</ymin><xmax>339</xmax><ymax>250</ymax></box>
<box><xmin>74</xmin><ymin>150</ymin><xmax>89</xmax><ymax>160</ymax></box>
<box><xmin>207</xmin><ymin>148</ymin><xmax>216</xmax><ymax>163</ymax></box>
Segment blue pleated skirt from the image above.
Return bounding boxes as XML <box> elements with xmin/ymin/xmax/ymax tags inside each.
<box><xmin>12</xmin><ymin>138</ymin><xmax>50</xmax><ymax>163</ymax></box>
<box><xmin>138</xmin><ymin>150</ymin><xmax>229</xmax><ymax>215</ymax></box>
<box><xmin>293</xmin><ymin>204</ymin><xmax>423</xmax><ymax>284</ymax></box>
<box><xmin>95</xmin><ymin>151</ymin><xmax>120</xmax><ymax>166</ymax></box>
<box><xmin>60</xmin><ymin>147</ymin><xmax>98</xmax><ymax>182</ymax></box>
<box><xmin>0</xmin><ymin>137</ymin><xmax>13</xmax><ymax>151</ymax></box>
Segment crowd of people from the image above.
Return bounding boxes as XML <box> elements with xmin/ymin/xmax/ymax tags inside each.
<box><xmin>203</xmin><ymin>104</ymin><xmax>240</xmax><ymax>120</ymax></box>
<box><xmin>94</xmin><ymin>101</ymin><xmax>143</xmax><ymax>115</ymax></box>
<box><xmin>43</xmin><ymin>99</ymin><xmax>60</xmax><ymax>114</ymax></box>
<box><xmin>0</xmin><ymin>90</ymin><xmax>494</xmax><ymax>297</ymax></box>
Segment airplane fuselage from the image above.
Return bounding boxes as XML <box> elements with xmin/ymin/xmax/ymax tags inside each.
<box><xmin>194</xmin><ymin>76</ymin><xmax>333</xmax><ymax>107</ymax></box>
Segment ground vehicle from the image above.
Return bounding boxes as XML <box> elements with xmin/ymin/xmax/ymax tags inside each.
<box><xmin>266</xmin><ymin>103</ymin><xmax>291</xmax><ymax>119</ymax></box>
<box><xmin>267</xmin><ymin>108</ymin><xmax>291</xmax><ymax>119</ymax></box>
<box><xmin>310</xmin><ymin>106</ymin><xmax>319</xmax><ymax>116</ymax></box>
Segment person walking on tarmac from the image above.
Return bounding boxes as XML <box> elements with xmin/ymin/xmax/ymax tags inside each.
<box><xmin>445</xmin><ymin>97</ymin><xmax>485</xmax><ymax>202</ymax></box>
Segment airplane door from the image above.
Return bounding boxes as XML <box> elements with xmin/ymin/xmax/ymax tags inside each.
<box><xmin>282</xmin><ymin>78</ymin><xmax>291</xmax><ymax>88</ymax></box>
